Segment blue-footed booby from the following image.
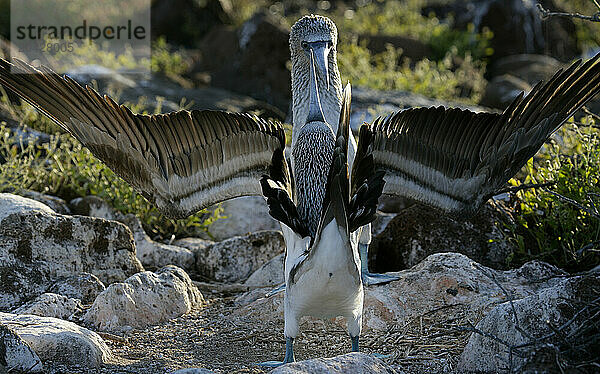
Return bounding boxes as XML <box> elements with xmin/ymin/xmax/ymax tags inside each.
<box><xmin>258</xmin><ymin>50</ymin><xmax>384</xmax><ymax>365</ymax></box>
<box><xmin>1</xmin><ymin>39</ymin><xmax>600</xmax><ymax>365</ymax></box>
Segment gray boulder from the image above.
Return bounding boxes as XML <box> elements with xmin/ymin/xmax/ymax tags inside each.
<box><xmin>0</xmin><ymin>194</ymin><xmax>143</xmax><ymax>311</ymax></box>
<box><xmin>368</xmin><ymin>202</ymin><xmax>515</xmax><ymax>272</ymax></box>
<box><xmin>71</xmin><ymin>196</ymin><xmax>195</xmax><ymax>271</ymax></box>
<box><xmin>458</xmin><ymin>274</ymin><xmax>600</xmax><ymax>373</ymax></box>
<box><xmin>121</xmin><ymin>214</ymin><xmax>195</xmax><ymax>271</ymax></box>
<box><xmin>0</xmin><ymin>324</ymin><xmax>43</xmax><ymax>372</ymax></box>
<box><xmin>272</xmin><ymin>353</ymin><xmax>396</xmax><ymax>374</ymax></box>
<box><xmin>48</xmin><ymin>272</ymin><xmax>106</xmax><ymax>305</ymax></box>
<box><xmin>489</xmin><ymin>54</ymin><xmax>565</xmax><ymax>84</ymax></box>
<box><xmin>0</xmin><ymin>312</ymin><xmax>113</xmax><ymax>368</ymax></box>
<box><xmin>479</xmin><ymin>74</ymin><xmax>531</xmax><ymax>110</ymax></box>
<box><xmin>19</xmin><ymin>190</ymin><xmax>71</xmax><ymax>215</ymax></box>
<box><xmin>244</xmin><ymin>253</ymin><xmax>284</xmax><ymax>287</ymax></box>
<box><xmin>11</xmin><ymin>293</ymin><xmax>83</xmax><ymax>321</ymax></box>
<box><xmin>173</xmin><ymin>237</ymin><xmax>214</xmax><ymax>252</ymax></box>
<box><xmin>84</xmin><ymin>265</ymin><xmax>203</xmax><ymax>332</ymax></box>
<box><xmin>195</xmin><ymin>230</ymin><xmax>285</xmax><ymax>283</ymax></box>
<box><xmin>200</xmin><ymin>11</ymin><xmax>291</xmax><ymax>113</ymax></box>
<box><xmin>207</xmin><ymin>196</ymin><xmax>280</xmax><ymax>241</ymax></box>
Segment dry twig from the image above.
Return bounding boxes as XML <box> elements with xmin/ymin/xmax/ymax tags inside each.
<box><xmin>536</xmin><ymin>4</ymin><xmax>600</xmax><ymax>22</ymax></box>
<box><xmin>496</xmin><ymin>181</ymin><xmax>556</xmax><ymax>195</ymax></box>
<box><xmin>542</xmin><ymin>188</ymin><xmax>600</xmax><ymax>220</ymax></box>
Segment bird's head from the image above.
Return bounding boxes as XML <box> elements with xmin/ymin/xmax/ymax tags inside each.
<box><xmin>290</xmin><ymin>14</ymin><xmax>338</xmax><ymax>89</ymax></box>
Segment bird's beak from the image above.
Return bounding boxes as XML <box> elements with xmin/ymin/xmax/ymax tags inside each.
<box><xmin>308</xmin><ymin>41</ymin><xmax>330</xmax><ymax>90</ymax></box>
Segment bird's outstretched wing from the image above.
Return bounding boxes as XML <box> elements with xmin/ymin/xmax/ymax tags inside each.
<box><xmin>0</xmin><ymin>58</ymin><xmax>289</xmax><ymax>218</ymax></box>
<box><xmin>368</xmin><ymin>53</ymin><xmax>600</xmax><ymax>217</ymax></box>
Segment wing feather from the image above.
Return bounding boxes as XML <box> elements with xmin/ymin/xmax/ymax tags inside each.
<box><xmin>0</xmin><ymin>58</ymin><xmax>288</xmax><ymax>218</ymax></box>
<box><xmin>369</xmin><ymin>53</ymin><xmax>600</xmax><ymax>217</ymax></box>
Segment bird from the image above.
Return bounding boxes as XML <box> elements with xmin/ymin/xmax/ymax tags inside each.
<box><xmin>258</xmin><ymin>49</ymin><xmax>385</xmax><ymax>365</ymax></box>
<box><xmin>288</xmin><ymin>14</ymin><xmax>398</xmax><ymax>286</ymax></box>
<box><xmin>1</xmin><ymin>25</ymin><xmax>600</xmax><ymax>366</ymax></box>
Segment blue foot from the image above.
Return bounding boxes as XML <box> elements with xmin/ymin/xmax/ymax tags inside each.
<box><xmin>351</xmin><ymin>336</ymin><xmax>359</xmax><ymax>352</ymax></box>
<box><xmin>359</xmin><ymin>243</ymin><xmax>399</xmax><ymax>286</ymax></box>
<box><xmin>256</xmin><ymin>337</ymin><xmax>295</xmax><ymax>367</ymax></box>
<box><xmin>265</xmin><ymin>283</ymin><xmax>285</xmax><ymax>297</ymax></box>
<box><xmin>361</xmin><ymin>271</ymin><xmax>400</xmax><ymax>286</ymax></box>
<box><xmin>256</xmin><ymin>360</ymin><xmax>286</xmax><ymax>368</ymax></box>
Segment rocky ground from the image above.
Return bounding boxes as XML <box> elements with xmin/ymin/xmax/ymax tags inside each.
<box><xmin>2</xmin><ymin>190</ymin><xmax>598</xmax><ymax>373</ymax></box>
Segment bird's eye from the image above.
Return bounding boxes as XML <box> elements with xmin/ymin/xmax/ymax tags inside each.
<box><xmin>301</xmin><ymin>41</ymin><xmax>308</xmax><ymax>50</ymax></box>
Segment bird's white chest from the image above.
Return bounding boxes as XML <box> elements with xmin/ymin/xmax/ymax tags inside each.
<box><xmin>283</xmin><ymin>221</ymin><xmax>362</xmax><ymax>319</ymax></box>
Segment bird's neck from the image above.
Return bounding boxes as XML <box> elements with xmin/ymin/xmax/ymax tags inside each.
<box><xmin>291</xmin><ymin>52</ymin><xmax>343</xmax><ymax>147</ymax></box>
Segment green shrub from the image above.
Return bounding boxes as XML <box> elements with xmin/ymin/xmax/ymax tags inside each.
<box><xmin>506</xmin><ymin>118</ymin><xmax>600</xmax><ymax>272</ymax></box>
<box><xmin>337</xmin><ymin>40</ymin><xmax>486</xmax><ymax>103</ymax></box>
<box><xmin>150</xmin><ymin>36</ymin><xmax>192</xmax><ymax>77</ymax></box>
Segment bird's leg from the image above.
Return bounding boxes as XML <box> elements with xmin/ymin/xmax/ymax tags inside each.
<box><xmin>257</xmin><ymin>337</ymin><xmax>295</xmax><ymax>367</ymax></box>
<box><xmin>351</xmin><ymin>335</ymin><xmax>359</xmax><ymax>352</ymax></box>
<box><xmin>351</xmin><ymin>334</ymin><xmax>390</xmax><ymax>359</ymax></box>
<box><xmin>359</xmin><ymin>243</ymin><xmax>399</xmax><ymax>286</ymax></box>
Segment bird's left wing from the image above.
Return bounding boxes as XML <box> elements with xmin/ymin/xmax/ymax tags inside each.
<box><xmin>367</xmin><ymin>53</ymin><xmax>600</xmax><ymax>218</ymax></box>
<box><xmin>0</xmin><ymin>58</ymin><xmax>289</xmax><ymax>218</ymax></box>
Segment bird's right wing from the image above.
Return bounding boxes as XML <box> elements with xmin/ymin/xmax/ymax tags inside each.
<box><xmin>0</xmin><ymin>58</ymin><xmax>289</xmax><ymax>218</ymax></box>
<box><xmin>367</xmin><ymin>53</ymin><xmax>600</xmax><ymax>217</ymax></box>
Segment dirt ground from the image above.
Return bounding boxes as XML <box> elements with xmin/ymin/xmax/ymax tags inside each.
<box><xmin>42</xmin><ymin>289</ymin><xmax>477</xmax><ymax>374</ymax></box>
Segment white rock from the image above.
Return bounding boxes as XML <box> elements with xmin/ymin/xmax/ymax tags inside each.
<box><xmin>173</xmin><ymin>237</ymin><xmax>215</xmax><ymax>251</ymax></box>
<box><xmin>70</xmin><ymin>196</ymin><xmax>195</xmax><ymax>271</ymax></box>
<box><xmin>244</xmin><ymin>253</ymin><xmax>284</xmax><ymax>287</ymax></box>
<box><xmin>0</xmin><ymin>324</ymin><xmax>43</xmax><ymax>372</ymax></box>
<box><xmin>458</xmin><ymin>275</ymin><xmax>600</xmax><ymax>372</ymax></box>
<box><xmin>0</xmin><ymin>312</ymin><xmax>113</xmax><ymax>367</ymax></box>
<box><xmin>84</xmin><ymin>265</ymin><xmax>203</xmax><ymax>331</ymax></box>
<box><xmin>48</xmin><ymin>272</ymin><xmax>106</xmax><ymax>304</ymax></box>
<box><xmin>12</xmin><ymin>293</ymin><xmax>83</xmax><ymax>320</ymax></box>
<box><xmin>196</xmin><ymin>230</ymin><xmax>285</xmax><ymax>283</ymax></box>
<box><xmin>0</xmin><ymin>194</ymin><xmax>143</xmax><ymax>310</ymax></box>
<box><xmin>206</xmin><ymin>196</ymin><xmax>280</xmax><ymax>240</ymax></box>
<box><xmin>19</xmin><ymin>190</ymin><xmax>71</xmax><ymax>215</ymax></box>
<box><xmin>0</xmin><ymin>192</ymin><xmax>54</xmax><ymax>219</ymax></box>
<box><xmin>121</xmin><ymin>214</ymin><xmax>195</xmax><ymax>271</ymax></box>
<box><xmin>271</xmin><ymin>352</ymin><xmax>396</xmax><ymax>374</ymax></box>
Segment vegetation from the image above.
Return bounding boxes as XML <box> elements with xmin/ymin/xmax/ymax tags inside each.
<box><xmin>506</xmin><ymin>118</ymin><xmax>600</xmax><ymax>272</ymax></box>
<box><xmin>337</xmin><ymin>41</ymin><xmax>486</xmax><ymax>103</ymax></box>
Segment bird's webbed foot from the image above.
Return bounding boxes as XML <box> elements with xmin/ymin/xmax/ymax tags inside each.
<box><xmin>359</xmin><ymin>243</ymin><xmax>399</xmax><ymax>286</ymax></box>
<box><xmin>265</xmin><ymin>283</ymin><xmax>286</xmax><ymax>297</ymax></box>
<box><xmin>256</xmin><ymin>337</ymin><xmax>295</xmax><ymax>367</ymax></box>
